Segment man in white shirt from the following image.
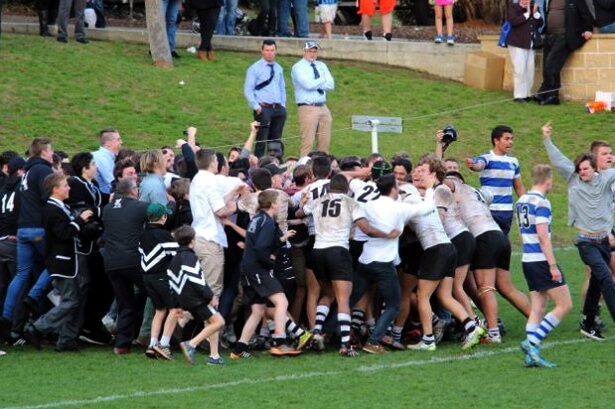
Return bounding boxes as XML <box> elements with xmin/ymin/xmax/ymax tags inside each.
<box><xmin>291</xmin><ymin>42</ymin><xmax>335</xmax><ymax>157</ymax></box>
<box><xmin>190</xmin><ymin>149</ymin><xmax>244</xmax><ymax>304</ymax></box>
<box><xmin>351</xmin><ymin>173</ymin><xmax>437</xmax><ymax>354</ymax></box>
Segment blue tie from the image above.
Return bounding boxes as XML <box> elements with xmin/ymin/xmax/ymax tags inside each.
<box><xmin>311</xmin><ymin>63</ymin><xmax>324</xmax><ymax>95</ymax></box>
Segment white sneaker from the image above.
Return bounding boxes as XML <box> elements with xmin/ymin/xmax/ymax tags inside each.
<box><xmin>480</xmin><ymin>334</ymin><xmax>502</xmax><ymax>344</ymax></box>
<box><xmin>407</xmin><ymin>340</ymin><xmax>436</xmax><ymax>351</ymax></box>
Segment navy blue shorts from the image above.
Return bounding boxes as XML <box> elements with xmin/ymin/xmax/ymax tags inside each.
<box><xmin>241</xmin><ymin>272</ymin><xmax>284</xmax><ymax>305</ymax></box>
<box><xmin>491</xmin><ymin>210</ymin><xmax>513</xmax><ymax>236</ymax></box>
<box><xmin>522</xmin><ymin>261</ymin><xmax>567</xmax><ymax>292</ymax></box>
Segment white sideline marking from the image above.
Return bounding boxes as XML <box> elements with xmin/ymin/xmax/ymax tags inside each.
<box><xmin>0</xmin><ymin>337</ymin><xmax>594</xmax><ymax>409</ymax></box>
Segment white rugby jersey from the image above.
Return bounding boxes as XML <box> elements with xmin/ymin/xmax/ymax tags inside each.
<box><xmin>515</xmin><ymin>191</ymin><xmax>551</xmax><ymax>263</ymax></box>
<box><xmin>434</xmin><ymin>184</ymin><xmax>468</xmax><ymax>240</ymax></box>
<box><xmin>403</xmin><ymin>190</ymin><xmax>450</xmax><ymax>250</ymax></box>
<box><xmin>450</xmin><ymin>178</ymin><xmax>501</xmax><ymax>237</ymax></box>
<box><xmin>355</xmin><ymin>190</ymin><xmax>436</xmax><ymax>264</ymax></box>
<box><xmin>305</xmin><ymin>192</ymin><xmax>355</xmax><ymax>250</ymax></box>
<box><xmin>302</xmin><ymin>178</ymin><xmax>331</xmax><ymax>235</ymax></box>
<box><xmin>349</xmin><ymin>179</ymin><xmax>381</xmax><ymax>241</ymax></box>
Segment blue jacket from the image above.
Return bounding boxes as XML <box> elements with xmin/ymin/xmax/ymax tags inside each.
<box><xmin>240</xmin><ymin>211</ymin><xmax>279</xmax><ymax>276</ymax></box>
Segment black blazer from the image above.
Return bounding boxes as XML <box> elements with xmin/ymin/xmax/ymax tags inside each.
<box><xmin>42</xmin><ymin>198</ymin><xmax>86</xmax><ymax>279</ymax></box>
<box><xmin>67</xmin><ymin>176</ymin><xmax>103</xmax><ymax>255</ymax></box>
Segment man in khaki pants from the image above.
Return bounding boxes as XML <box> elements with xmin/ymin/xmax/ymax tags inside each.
<box><xmin>189</xmin><ymin>148</ymin><xmax>245</xmax><ymax>305</ymax></box>
<box><xmin>291</xmin><ymin>42</ymin><xmax>335</xmax><ymax>157</ymax></box>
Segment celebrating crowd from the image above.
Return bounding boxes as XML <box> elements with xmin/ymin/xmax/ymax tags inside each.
<box><xmin>2</xmin><ymin>116</ymin><xmax>614</xmax><ymax>368</ymax></box>
<box><xmin>2</xmin><ymin>36</ymin><xmax>615</xmax><ymax>367</ymax></box>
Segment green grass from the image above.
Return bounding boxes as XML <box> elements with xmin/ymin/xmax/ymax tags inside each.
<box><xmin>1</xmin><ymin>250</ymin><xmax>614</xmax><ymax>409</ymax></box>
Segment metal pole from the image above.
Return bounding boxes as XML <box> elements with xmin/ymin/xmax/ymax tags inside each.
<box><xmin>368</xmin><ymin>119</ymin><xmax>380</xmax><ymax>153</ymax></box>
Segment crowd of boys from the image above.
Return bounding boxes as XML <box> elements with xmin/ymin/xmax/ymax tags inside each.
<box><xmin>0</xmin><ymin>119</ymin><xmax>614</xmax><ymax>369</ymax></box>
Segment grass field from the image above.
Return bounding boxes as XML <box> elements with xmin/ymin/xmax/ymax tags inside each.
<box><xmin>1</xmin><ymin>250</ymin><xmax>614</xmax><ymax>409</ymax></box>
<box><xmin>1</xmin><ymin>33</ymin><xmax>615</xmax><ymax>409</ymax></box>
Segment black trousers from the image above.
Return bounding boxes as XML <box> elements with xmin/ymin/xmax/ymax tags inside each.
<box><xmin>538</xmin><ymin>33</ymin><xmax>571</xmax><ymax>99</ymax></box>
<box><xmin>81</xmin><ymin>252</ymin><xmax>114</xmax><ymax>335</ymax></box>
<box><xmin>196</xmin><ymin>7</ymin><xmax>221</xmax><ymax>52</ymax></box>
<box><xmin>253</xmin><ymin>105</ymin><xmax>287</xmax><ymax>158</ymax></box>
<box><xmin>107</xmin><ymin>267</ymin><xmax>145</xmax><ymax>348</ymax></box>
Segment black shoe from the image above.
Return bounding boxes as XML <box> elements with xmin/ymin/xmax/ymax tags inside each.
<box><xmin>513</xmin><ymin>98</ymin><xmax>530</xmax><ymax>103</ymax></box>
<box><xmin>580</xmin><ymin>322</ymin><xmax>605</xmax><ymax>341</ymax></box>
<box><xmin>383</xmin><ymin>33</ymin><xmax>392</xmax><ymax>42</ymax></box>
<box><xmin>540</xmin><ymin>95</ymin><xmax>560</xmax><ymax>106</ymax></box>
<box><xmin>171</xmin><ymin>51</ymin><xmax>181</xmax><ymax>59</ymax></box>
<box><xmin>363</xmin><ymin>31</ymin><xmax>373</xmax><ymax>41</ymax></box>
<box><xmin>23</xmin><ymin>296</ymin><xmax>40</xmax><ymax>318</ymax></box>
<box><xmin>57</xmin><ymin>37</ymin><xmax>67</xmax><ymax>43</ymax></box>
<box><xmin>24</xmin><ymin>325</ymin><xmax>43</xmax><ymax>349</ymax></box>
<box><xmin>76</xmin><ymin>38</ymin><xmax>89</xmax><ymax>44</ymax></box>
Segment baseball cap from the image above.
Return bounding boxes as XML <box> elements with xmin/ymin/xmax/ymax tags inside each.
<box><xmin>147</xmin><ymin>203</ymin><xmax>172</xmax><ymax>220</ymax></box>
<box><xmin>8</xmin><ymin>157</ymin><xmax>26</xmax><ymax>175</ymax></box>
<box><xmin>263</xmin><ymin>163</ymin><xmax>285</xmax><ymax>176</ymax></box>
<box><xmin>304</xmin><ymin>41</ymin><xmax>319</xmax><ymax>50</ymax></box>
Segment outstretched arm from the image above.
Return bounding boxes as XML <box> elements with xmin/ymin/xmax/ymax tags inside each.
<box><xmin>541</xmin><ymin>122</ymin><xmax>575</xmax><ymax>182</ymax></box>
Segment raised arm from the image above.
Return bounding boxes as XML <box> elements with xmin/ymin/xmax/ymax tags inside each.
<box><xmin>541</xmin><ymin>123</ymin><xmax>575</xmax><ymax>182</ymax></box>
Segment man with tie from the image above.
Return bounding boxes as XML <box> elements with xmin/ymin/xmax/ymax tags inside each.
<box><xmin>291</xmin><ymin>42</ymin><xmax>335</xmax><ymax>157</ymax></box>
<box><xmin>244</xmin><ymin>39</ymin><xmax>287</xmax><ymax>159</ymax></box>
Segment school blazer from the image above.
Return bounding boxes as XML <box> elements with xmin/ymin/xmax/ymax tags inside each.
<box><xmin>42</xmin><ymin>199</ymin><xmax>86</xmax><ymax>279</ymax></box>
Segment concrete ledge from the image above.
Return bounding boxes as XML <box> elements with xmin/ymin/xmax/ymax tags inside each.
<box><xmin>2</xmin><ymin>22</ymin><xmax>480</xmax><ymax>82</ymax></box>
<box><xmin>479</xmin><ymin>34</ymin><xmax>615</xmax><ymax>101</ymax></box>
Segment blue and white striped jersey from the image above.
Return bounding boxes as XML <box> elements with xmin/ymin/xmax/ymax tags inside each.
<box><xmin>475</xmin><ymin>150</ymin><xmax>521</xmax><ymax>212</ymax></box>
<box><xmin>515</xmin><ymin>191</ymin><xmax>551</xmax><ymax>263</ymax></box>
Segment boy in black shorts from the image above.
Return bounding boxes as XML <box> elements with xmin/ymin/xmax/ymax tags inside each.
<box><xmin>232</xmin><ymin>190</ymin><xmax>301</xmax><ymax>358</ymax></box>
<box><xmin>169</xmin><ymin>226</ymin><xmax>226</xmax><ymax>365</ymax></box>
<box><xmin>139</xmin><ymin>203</ymin><xmax>180</xmax><ymax>360</ymax></box>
